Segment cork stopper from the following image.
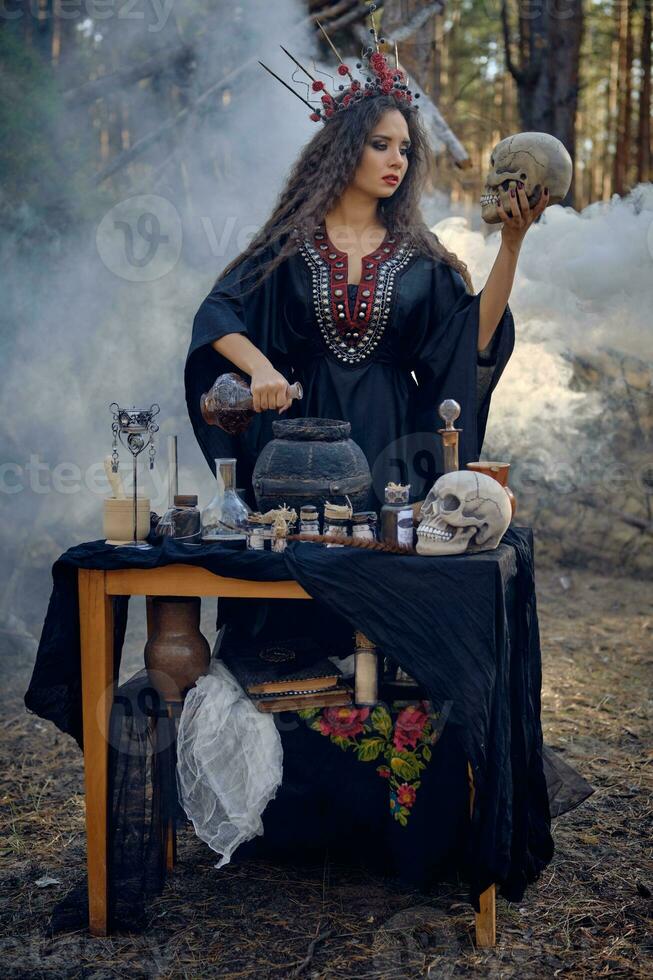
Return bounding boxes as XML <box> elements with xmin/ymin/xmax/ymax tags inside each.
<box><xmin>174</xmin><ymin>494</ymin><xmax>198</xmax><ymax>507</ymax></box>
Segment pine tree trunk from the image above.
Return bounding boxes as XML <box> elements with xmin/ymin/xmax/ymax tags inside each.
<box><xmin>623</xmin><ymin>0</ymin><xmax>634</xmax><ymax>189</ymax></box>
<box><xmin>548</xmin><ymin>0</ymin><xmax>583</xmax><ymax>206</ymax></box>
<box><xmin>502</xmin><ymin>0</ymin><xmax>583</xmax><ymax>206</ymax></box>
<box><xmin>604</xmin><ymin>20</ymin><xmax>620</xmax><ymax>198</ymax></box>
<box><xmin>613</xmin><ymin>0</ymin><xmax>630</xmax><ymax>194</ymax></box>
<box><xmin>637</xmin><ymin>0</ymin><xmax>652</xmax><ymax>182</ymax></box>
<box><xmin>381</xmin><ymin>0</ymin><xmax>439</xmax><ymax>94</ymax></box>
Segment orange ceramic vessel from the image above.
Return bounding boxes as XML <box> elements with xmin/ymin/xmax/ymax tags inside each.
<box><xmin>466</xmin><ymin>461</ymin><xmax>517</xmax><ymax>517</ymax></box>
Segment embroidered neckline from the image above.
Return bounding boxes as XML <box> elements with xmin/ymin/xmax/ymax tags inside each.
<box><xmin>321</xmin><ymin>223</ymin><xmax>392</xmax><ymax>286</ymax></box>
<box><xmin>297</xmin><ymin>224</ymin><xmax>414</xmax><ymax>366</ymax></box>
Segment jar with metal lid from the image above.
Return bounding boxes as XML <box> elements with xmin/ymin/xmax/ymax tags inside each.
<box><xmin>351</xmin><ymin>511</ymin><xmax>377</xmax><ymax>542</ymax></box>
<box><xmin>299</xmin><ymin>505</ymin><xmax>320</xmax><ymax>538</ymax></box>
<box><xmin>381</xmin><ymin>483</ymin><xmax>413</xmax><ymax>548</ymax></box>
<box><xmin>171</xmin><ymin>494</ymin><xmax>202</xmax><ymax>544</ymax></box>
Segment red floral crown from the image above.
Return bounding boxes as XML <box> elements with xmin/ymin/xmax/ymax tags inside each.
<box><xmin>258</xmin><ymin>5</ymin><xmax>420</xmax><ymax>124</ymax></box>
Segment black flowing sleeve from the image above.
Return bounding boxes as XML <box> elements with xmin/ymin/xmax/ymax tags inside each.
<box><xmin>412</xmin><ymin>261</ymin><xmax>515</xmax><ymax>466</ymax></box>
<box><xmin>184</xmin><ymin>248</ymin><xmax>294</xmax><ymax>496</ymax></box>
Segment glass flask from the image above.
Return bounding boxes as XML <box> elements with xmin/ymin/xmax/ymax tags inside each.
<box><xmin>200</xmin><ymin>372</ymin><xmax>303</xmax><ymax>435</ymax></box>
<box><xmin>201</xmin><ymin>459</ymin><xmax>249</xmax><ymax>545</ymax></box>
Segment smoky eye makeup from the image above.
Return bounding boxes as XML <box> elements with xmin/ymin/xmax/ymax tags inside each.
<box><xmin>371</xmin><ymin>139</ymin><xmax>411</xmax><ymax>155</ymax></box>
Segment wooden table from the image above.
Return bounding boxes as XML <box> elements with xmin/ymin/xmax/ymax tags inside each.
<box><xmin>78</xmin><ymin>564</ymin><xmax>495</xmax><ymax>945</ymax></box>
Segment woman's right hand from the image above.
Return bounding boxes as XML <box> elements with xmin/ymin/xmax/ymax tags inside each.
<box><xmin>250</xmin><ymin>365</ymin><xmax>293</xmax><ymax>413</ymax></box>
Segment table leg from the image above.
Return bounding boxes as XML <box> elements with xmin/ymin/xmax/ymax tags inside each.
<box><xmin>475</xmin><ymin>884</ymin><xmax>496</xmax><ymax>947</ymax></box>
<box><xmin>146</xmin><ymin>598</ymin><xmax>176</xmax><ymax>871</ymax></box>
<box><xmin>79</xmin><ymin>569</ymin><xmax>114</xmax><ymax>937</ymax></box>
<box><xmin>468</xmin><ymin>761</ymin><xmax>496</xmax><ymax>947</ymax></box>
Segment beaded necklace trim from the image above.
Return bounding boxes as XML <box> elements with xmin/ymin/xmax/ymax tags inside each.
<box><xmin>296</xmin><ymin>225</ymin><xmax>414</xmax><ymax>366</ymax></box>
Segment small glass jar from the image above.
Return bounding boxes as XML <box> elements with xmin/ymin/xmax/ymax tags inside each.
<box><xmin>381</xmin><ymin>483</ymin><xmax>413</xmax><ymax>548</ymax></box>
<box><xmin>351</xmin><ymin>511</ymin><xmax>378</xmax><ymax>542</ymax></box>
<box><xmin>246</xmin><ymin>521</ymin><xmax>273</xmax><ymax>551</ymax></box>
<box><xmin>323</xmin><ymin>503</ymin><xmax>350</xmax><ymax>548</ymax></box>
<box><xmin>171</xmin><ymin>494</ymin><xmax>202</xmax><ymax>544</ymax></box>
<box><xmin>299</xmin><ymin>505</ymin><xmax>320</xmax><ymax>538</ymax></box>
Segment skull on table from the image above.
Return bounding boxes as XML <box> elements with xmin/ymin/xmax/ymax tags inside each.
<box><xmin>480</xmin><ymin>132</ymin><xmax>573</xmax><ymax>224</ymax></box>
<box><xmin>416</xmin><ymin>471</ymin><xmax>512</xmax><ymax>556</ymax></box>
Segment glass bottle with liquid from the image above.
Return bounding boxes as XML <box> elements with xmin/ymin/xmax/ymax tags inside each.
<box><xmin>200</xmin><ymin>372</ymin><xmax>303</xmax><ymax>435</ymax></box>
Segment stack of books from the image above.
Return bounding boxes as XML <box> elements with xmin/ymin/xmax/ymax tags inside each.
<box><xmin>220</xmin><ymin>639</ymin><xmax>352</xmax><ymax>713</ymax></box>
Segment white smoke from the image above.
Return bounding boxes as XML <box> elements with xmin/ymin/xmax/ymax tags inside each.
<box><xmin>0</xmin><ymin>0</ymin><xmax>318</xmax><ymax>634</ymax></box>
<box><xmin>430</xmin><ymin>185</ymin><xmax>653</xmax><ymax>499</ymax></box>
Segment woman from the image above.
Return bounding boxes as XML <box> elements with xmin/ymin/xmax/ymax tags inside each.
<box><xmin>186</xmin><ymin>84</ymin><xmax>546</xmax><ymax>514</ymax></box>
<box><xmin>183</xmin><ymin>54</ymin><xmax>552</xmax><ymax>885</ymax></box>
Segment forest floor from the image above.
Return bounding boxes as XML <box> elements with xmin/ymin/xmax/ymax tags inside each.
<box><xmin>0</xmin><ymin>565</ymin><xmax>651</xmax><ymax>979</ymax></box>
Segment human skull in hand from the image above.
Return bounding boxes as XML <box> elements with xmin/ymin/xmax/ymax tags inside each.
<box><xmin>481</xmin><ymin>132</ymin><xmax>573</xmax><ymax>224</ymax></box>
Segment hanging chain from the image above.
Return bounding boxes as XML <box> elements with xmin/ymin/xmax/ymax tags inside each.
<box><xmin>111</xmin><ymin>423</ymin><xmax>120</xmax><ymax>473</ymax></box>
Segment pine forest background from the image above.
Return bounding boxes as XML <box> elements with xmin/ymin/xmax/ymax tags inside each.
<box><xmin>1</xmin><ymin>0</ymin><xmax>651</xmax><ymax>230</ymax></box>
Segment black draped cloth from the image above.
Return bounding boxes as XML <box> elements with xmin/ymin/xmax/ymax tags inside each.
<box><xmin>23</xmin><ymin>530</ymin><xmax>596</xmax><ymax>919</ymax></box>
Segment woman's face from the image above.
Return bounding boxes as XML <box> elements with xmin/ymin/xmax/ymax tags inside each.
<box><xmin>352</xmin><ymin>109</ymin><xmax>411</xmax><ymax>201</ymax></box>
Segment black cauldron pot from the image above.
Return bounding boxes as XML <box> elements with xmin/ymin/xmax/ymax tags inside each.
<box><xmin>252</xmin><ymin>418</ymin><xmax>372</xmax><ymax>513</ymax></box>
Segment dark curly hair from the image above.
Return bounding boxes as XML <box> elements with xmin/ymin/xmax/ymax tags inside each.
<box><xmin>216</xmin><ymin>94</ymin><xmax>473</xmax><ymax>293</ymax></box>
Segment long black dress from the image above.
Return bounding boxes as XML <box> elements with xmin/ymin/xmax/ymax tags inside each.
<box><xmin>184</xmin><ymin>223</ymin><xmax>518</xmax><ymax>888</ymax></box>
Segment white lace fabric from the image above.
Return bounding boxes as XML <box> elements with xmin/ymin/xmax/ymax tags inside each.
<box><xmin>176</xmin><ymin>659</ymin><xmax>283</xmax><ymax>867</ymax></box>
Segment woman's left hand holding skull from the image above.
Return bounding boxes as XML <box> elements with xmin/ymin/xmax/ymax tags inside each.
<box><xmin>497</xmin><ymin>183</ymin><xmax>549</xmax><ymax>252</ymax></box>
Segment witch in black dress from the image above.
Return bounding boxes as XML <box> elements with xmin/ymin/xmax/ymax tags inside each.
<box><xmin>186</xmin><ymin>52</ymin><xmax>547</xmax><ymax>515</ymax></box>
<box><xmin>184</xmin><ymin>48</ymin><xmax>551</xmax><ymax>882</ymax></box>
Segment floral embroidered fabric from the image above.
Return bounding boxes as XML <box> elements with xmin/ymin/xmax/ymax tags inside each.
<box><xmin>298</xmin><ymin>701</ymin><xmax>440</xmax><ymax>825</ymax></box>
<box><xmin>296</xmin><ymin>224</ymin><xmax>414</xmax><ymax>365</ymax></box>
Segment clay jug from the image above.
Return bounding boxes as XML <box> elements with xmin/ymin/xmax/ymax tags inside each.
<box><xmin>144</xmin><ymin>597</ymin><xmax>210</xmax><ymax>702</ymax></box>
<box><xmin>466</xmin><ymin>460</ymin><xmax>517</xmax><ymax>517</ymax></box>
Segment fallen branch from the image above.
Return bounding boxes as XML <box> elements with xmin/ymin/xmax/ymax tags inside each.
<box><xmin>63</xmin><ymin>43</ymin><xmax>194</xmax><ymax>107</ymax></box>
<box><xmin>292</xmin><ymin>928</ymin><xmax>334</xmax><ymax>976</ymax></box>
<box><xmin>577</xmin><ymin>496</ymin><xmax>653</xmax><ymax>535</ymax></box>
<box><xmin>320</xmin><ymin>1</ymin><xmax>384</xmax><ymax>33</ymax></box>
<box><xmin>93</xmin><ymin>0</ymin><xmax>363</xmax><ymax>184</ymax></box>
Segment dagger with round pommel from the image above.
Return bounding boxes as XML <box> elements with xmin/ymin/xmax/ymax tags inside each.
<box><xmin>438</xmin><ymin>399</ymin><xmax>462</xmax><ymax>473</ymax></box>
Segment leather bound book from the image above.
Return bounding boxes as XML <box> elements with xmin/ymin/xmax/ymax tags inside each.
<box><xmin>252</xmin><ymin>685</ymin><xmax>353</xmax><ymax>714</ymax></box>
<box><xmin>220</xmin><ymin>637</ymin><xmax>342</xmax><ymax>696</ymax></box>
